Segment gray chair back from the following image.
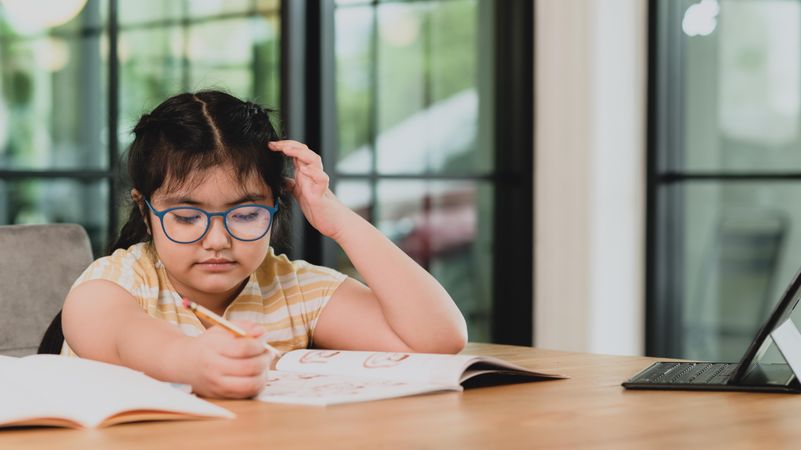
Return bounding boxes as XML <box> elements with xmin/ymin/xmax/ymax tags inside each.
<box><xmin>0</xmin><ymin>224</ymin><xmax>93</xmax><ymax>356</ymax></box>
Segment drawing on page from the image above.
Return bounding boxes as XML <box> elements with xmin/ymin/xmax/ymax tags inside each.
<box><xmin>299</xmin><ymin>350</ymin><xmax>341</xmax><ymax>364</ymax></box>
<box><xmin>259</xmin><ymin>372</ymin><xmax>411</xmax><ymax>399</ymax></box>
<box><xmin>362</xmin><ymin>353</ymin><xmax>411</xmax><ymax>368</ymax></box>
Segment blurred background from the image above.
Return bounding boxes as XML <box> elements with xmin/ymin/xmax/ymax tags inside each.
<box><xmin>4</xmin><ymin>0</ymin><xmax>800</xmax><ymax>361</ymax></box>
<box><xmin>0</xmin><ymin>0</ymin><xmax>531</xmax><ymax>347</ymax></box>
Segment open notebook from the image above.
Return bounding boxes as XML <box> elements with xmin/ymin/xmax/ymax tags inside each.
<box><xmin>258</xmin><ymin>349</ymin><xmax>566</xmax><ymax>406</ymax></box>
<box><xmin>0</xmin><ymin>355</ymin><xmax>233</xmax><ymax>429</ymax></box>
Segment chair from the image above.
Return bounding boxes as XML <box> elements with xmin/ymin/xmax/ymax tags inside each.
<box><xmin>0</xmin><ymin>224</ymin><xmax>93</xmax><ymax>356</ymax></box>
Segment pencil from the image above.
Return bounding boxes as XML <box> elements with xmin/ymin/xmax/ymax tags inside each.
<box><xmin>180</xmin><ymin>297</ymin><xmax>283</xmax><ymax>359</ymax></box>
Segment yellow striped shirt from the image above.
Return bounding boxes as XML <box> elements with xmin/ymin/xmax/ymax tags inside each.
<box><xmin>61</xmin><ymin>242</ymin><xmax>347</xmax><ymax>357</ymax></box>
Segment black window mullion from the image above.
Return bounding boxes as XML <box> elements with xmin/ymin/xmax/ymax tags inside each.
<box><xmin>491</xmin><ymin>0</ymin><xmax>533</xmax><ymax>346</ymax></box>
<box><xmin>108</xmin><ymin>0</ymin><xmax>120</xmax><ymax>250</ymax></box>
<box><xmin>368</xmin><ymin>2</ymin><xmax>379</xmax><ymax>231</ymax></box>
<box><xmin>649</xmin><ymin>0</ymin><xmax>687</xmax><ymax>358</ymax></box>
<box><xmin>645</xmin><ymin>0</ymin><xmax>662</xmax><ymax>357</ymax></box>
<box><xmin>280</xmin><ymin>0</ymin><xmax>329</xmax><ymax>264</ymax></box>
<box><xmin>318</xmin><ymin>0</ymin><xmax>340</xmax><ymax>268</ymax></box>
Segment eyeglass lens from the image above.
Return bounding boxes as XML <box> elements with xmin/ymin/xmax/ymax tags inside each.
<box><xmin>162</xmin><ymin>206</ymin><xmax>272</xmax><ymax>242</ymax></box>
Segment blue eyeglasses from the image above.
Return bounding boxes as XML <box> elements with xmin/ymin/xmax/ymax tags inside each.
<box><xmin>144</xmin><ymin>198</ymin><xmax>279</xmax><ymax>244</ymax></box>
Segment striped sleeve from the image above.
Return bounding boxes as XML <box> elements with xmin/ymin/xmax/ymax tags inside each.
<box><xmin>70</xmin><ymin>244</ymin><xmax>154</xmax><ymax>309</ymax></box>
<box><xmin>290</xmin><ymin>259</ymin><xmax>347</xmax><ymax>342</ymax></box>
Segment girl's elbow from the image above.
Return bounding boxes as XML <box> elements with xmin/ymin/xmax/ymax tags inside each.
<box><xmin>451</xmin><ymin>326</ymin><xmax>469</xmax><ymax>353</ymax></box>
<box><xmin>408</xmin><ymin>327</ymin><xmax>466</xmax><ymax>354</ymax></box>
<box><xmin>443</xmin><ymin>337</ymin><xmax>467</xmax><ymax>354</ymax></box>
<box><xmin>435</xmin><ymin>323</ymin><xmax>468</xmax><ymax>354</ymax></box>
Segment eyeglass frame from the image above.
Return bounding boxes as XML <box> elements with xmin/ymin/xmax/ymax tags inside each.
<box><xmin>143</xmin><ymin>197</ymin><xmax>279</xmax><ymax>244</ymax></box>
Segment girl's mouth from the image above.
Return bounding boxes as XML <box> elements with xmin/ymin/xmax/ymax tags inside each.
<box><xmin>196</xmin><ymin>258</ymin><xmax>237</xmax><ymax>271</ymax></box>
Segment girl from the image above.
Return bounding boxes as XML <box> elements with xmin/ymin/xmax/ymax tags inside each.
<box><xmin>61</xmin><ymin>90</ymin><xmax>467</xmax><ymax>399</ymax></box>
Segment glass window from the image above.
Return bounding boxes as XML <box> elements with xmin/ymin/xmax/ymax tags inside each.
<box><xmin>670</xmin><ymin>182</ymin><xmax>798</xmax><ymax>361</ymax></box>
<box><xmin>119</xmin><ymin>7</ymin><xmax>281</xmax><ymax>150</ymax></box>
<box><xmin>374</xmin><ymin>180</ymin><xmax>493</xmax><ymax>341</ymax></box>
<box><xmin>0</xmin><ymin>0</ymin><xmax>281</xmax><ymax>255</ymax></box>
<box><xmin>118</xmin><ymin>26</ymin><xmax>185</xmax><ymax>144</ymax></box>
<box><xmin>334</xmin><ymin>5</ymin><xmax>373</xmax><ymax>174</ymax></box>
<box><xmin>677</xmin><ymin>0</ymin><xmax>801</xmax><ymax>173</ymax></box>
<box><xmin>372</xmin><ymin>1</ymin><xmax>486</xmax><ymax>175</ymax></box>
<box><xmin>0</xmin><ymin>3</ymin><xmax>107</xmax><ymax>170</ymax></box>
<box><xmin>652</xmin><ymin>0</ymin><xmax>801</xmax><ymax>359</ymax></box>
<box><xmin>328</xmin><ymin>0</ymin><xmax>528</xmax><ymax>343</ymax></box>
<box><xmin>0</xmin><ymin>179</ymin><xmax>109</xmax><ymax>255</ymax></box>
<box><xmin>328</xmin><ymin>180</ymin><xmax>373</xmax><ymax>280</ymax></box>
<box><xmin>119</xmin><ymin>0</ymin><xmax>183</xmax><ymax>26</ymax></box>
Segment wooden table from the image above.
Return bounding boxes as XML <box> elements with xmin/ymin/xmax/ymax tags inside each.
<box><xmin>2</xmin><ymin>343</ymin><xmax>800</xmax><ymax>449</ymax></box>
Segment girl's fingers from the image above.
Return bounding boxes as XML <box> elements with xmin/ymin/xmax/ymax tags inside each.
<box><xmin>220</xmin><ymin>353</ymin><xmax>272</xmax><ymax>377</ymax></box>
<box><xmin>269</xmin><ymin>141</ymin><xmax>322</xmax><ymax>169</ymax></box>
<box><xmin>219</xmin><ymin>336</ymin><xmax>267</xmax><ymax>359</ymax></box>
<box><xmin>299</xmin><ymin>165</ymin><xmax>329</xmax><ymax>186</ymax></box>
<box><xmin>215</xmin><ymin>374</ymin><xmax>267</xmax><ymax>399</ymax></box>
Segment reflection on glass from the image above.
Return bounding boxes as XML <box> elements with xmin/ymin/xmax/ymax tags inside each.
<box><xmin>334</xmin><ymin>6</ymin><xmax>373</xmax><ymax>174</ymax></box>
<box><xmin>185</xmin><ymin>0</ymin><xmax>250</xmax><ymax>19</ymax></box>
<box><xmin>672</xmin><ymin>182</ymin><xmax>801</xmax><ymax>361</ymax></box>
<box><xmin>0</xmin><ymin>179</ymin><xmax>108</xmax><ymax>256</ymax></box>
<box><xmin>118</xmin><ymin>13</ymin><xmax>281</xmax><ymax>150</ymax></box>
<box><xmin>187</xmin><ymin>18</ymin><xmax>268</xmax><ymax>96</ymax></box>
<box><xmin>364</xmin><ymin>0</ymin><xmax>485</xmax><ymax>175</ymax></box>
<box><xmin>1</xmin><ymin>0</ymin><xmax>94</xmax><ymax>34</ymax></box>
<box><xmin>119</xmin><ymin>0</ymin><xmax>182</xmax><ymax>25</ymax></box>
<box><xmin>186</xmin><ymin>16</ymin><xmax>280</xmax><ymax>103</ymax></box>
<box><xmin>0</xmin><ymin>3</ymin><xmax>106</xmax><ymax>169</ymax></box>
<box><xmin>336</xmin><ymin>0</ymin><xmax>372</xmax><ymax>6</ymax></box>
<box><xmin>375</xmin><ymin>180</ymin><xmax>493</xmax><ymax>342</ymax></box>
<box><xmin>428</xmin><ymin>0</ymin><xmax>487</xmax><ymax>173</ymax></box>
<box><xmin>121</xmin><ymin>0</ymin><xmax>266</xmax><ymax>25</ymax></box>
<box><xmin>1</xmin><ymin>0</ymin><xmax>282</xmax><ymax>257</ymax></box>
<box><xmin>375</xmin><ymin>2</ymin><xmax>425</xmax><ymax>174</ymax></box>
<box><xmin>256</xmin><ymin>0</ymin><xmax>280</xmax><ymax>12</ymax></box>
<box><xmin>118</xmin><ymin>26</ymin><xmax>184</xmax><ymax>148</ymax></box>
<box><xmin>333</xmin><ymin>0</ymin><xmax>491</xmax><ymax>174</ymax></box>
<box><xmin>328</xmin><ymin>181</ymin><xmax>373</xmax><ymax>280</ymax></box>
<box><xmin>681</xmin><ymin>0</ymin><xmax>801</xmax><ymax>172</ymax></box>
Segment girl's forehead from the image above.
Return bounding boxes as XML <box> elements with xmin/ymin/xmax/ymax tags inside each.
<box><xmin>155</xmin><ymin>165</ymin><xmax>271</xmax><ymax>201</ymax></box>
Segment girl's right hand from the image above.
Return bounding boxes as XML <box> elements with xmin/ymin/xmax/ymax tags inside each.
<box><xmin>180</xmin><ymin>321</ymin><xmax>273</xmax><ymax>399</ymax></box>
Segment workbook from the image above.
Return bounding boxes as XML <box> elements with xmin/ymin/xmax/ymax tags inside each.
<box><xmin>258</xmin><ymin>349</ymin><xmax>565</xmax><ymax>406</ymax></box>
<box><xmin>0</xmin><ymin>354</ymin><xmax>234</xmax><ymax>429</ymax></box>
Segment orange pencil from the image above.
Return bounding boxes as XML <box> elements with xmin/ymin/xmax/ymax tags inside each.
<box><xmin>180</xmin><ymin>297</ymin><xmax>283</xmax><ymax>359</ymax></box>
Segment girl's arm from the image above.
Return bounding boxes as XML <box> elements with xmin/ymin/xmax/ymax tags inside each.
<box><xmin>62</xmin><ymin>280</ymin><xmax>272</xmax><ymax>398</ymax></box>
<box><xmin>269</xmin><ymin>141</ymin><xmax>468</xmax><ymax>354</ymax></box>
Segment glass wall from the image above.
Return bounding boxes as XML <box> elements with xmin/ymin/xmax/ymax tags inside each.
<box><xmin>329</xmin><ymin>0</ymin><xmax>498</xmax><ymax>342</ymax></box>
<box><xmin>651</xmin><ymin>0</ymin><xmax>801</xmax><ymax>360</ymax></box>
<box><xmin>0</xmin><ymin>0</ymin><xmax>281</xmax><ymax>256</ymax></box>
<box><xmin>1</xmin><ymin>0</ymin><xmax>531</xmax><ymax>344</ymax></box>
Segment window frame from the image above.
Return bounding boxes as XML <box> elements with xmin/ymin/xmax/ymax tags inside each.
<box><xmin>645</xmin><ymin>0</ymin><xmax>801</xmax><ymax>357</ymax></box>
<box><xmin>0</xmin><ymin>0</ymin><xmax>534</xmax><ymax>345</ymax></box>
<box><xmin>281</xmin><ymin>0</ymin><xmax>534</xmax><ymax>345</ymax></box>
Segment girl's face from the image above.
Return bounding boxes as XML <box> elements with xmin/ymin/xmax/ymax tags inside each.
<box><xmin>145</xmin><ymin>164</ymin><xmax>274</xmax><ymax>308</ymax></box>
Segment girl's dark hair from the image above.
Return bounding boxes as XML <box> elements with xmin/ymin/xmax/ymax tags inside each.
<box><xmin>109</xmin><ymin>90</ymin><xmax>287</xmax><ymax>254</ymax></box>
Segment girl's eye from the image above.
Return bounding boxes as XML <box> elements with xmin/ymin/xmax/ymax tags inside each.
<box><xmin>172</xmin><ymin>213</ymin><xmax>202</xmax><ymax>224</ymax></box>
<box><xmin>231</xmin><ymin>211</ymin><xmax>260</xmax><ymax>222</ymax></box>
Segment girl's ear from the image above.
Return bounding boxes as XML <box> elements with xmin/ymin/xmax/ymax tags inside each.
<box><xmin>130</xmin><ymin>189</ymin><xmax>144</xmax><ymax>214</ymax></box>
<box><xmin>130</xmin><ymin>189</ymin><xmax>151</xmax><ymax>235</ymax></box>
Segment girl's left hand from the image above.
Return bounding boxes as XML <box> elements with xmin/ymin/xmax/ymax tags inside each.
<box><xmin>268</xmin><ymin>140</ymin><xmax>351</xmax><ymax>239</ymax></box>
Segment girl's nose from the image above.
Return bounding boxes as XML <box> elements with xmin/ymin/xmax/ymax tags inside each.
<box><xmin>201</xmin><ymin>216</ymin><xmax>231</xmax><ymax>249</ymax></box>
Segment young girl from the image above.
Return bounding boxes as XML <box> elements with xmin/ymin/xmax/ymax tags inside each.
<box><xmin>61</xmin><ymin>90</ymin><xmax>467</xmax><ymax>399</ymax></box>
